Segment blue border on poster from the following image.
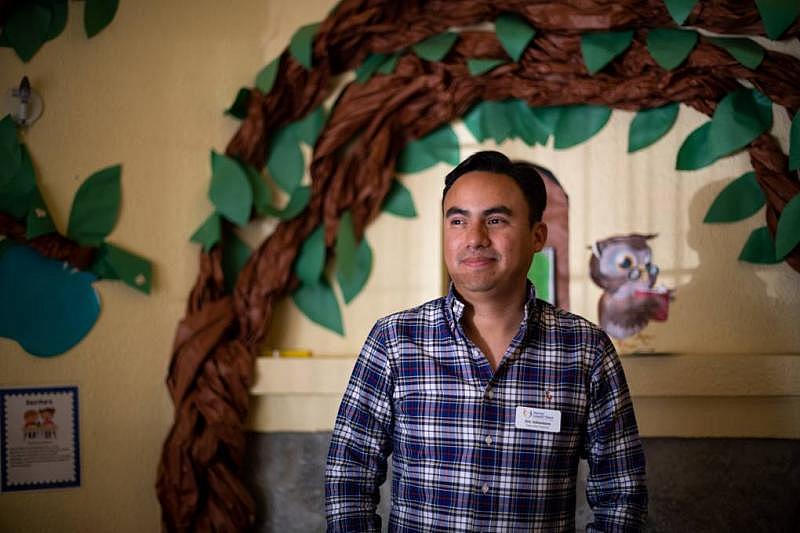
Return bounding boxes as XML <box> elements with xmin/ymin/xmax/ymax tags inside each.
<box><xmin>0</xmin><ymin>385</ymin><xmax>81</xmax><ymax>492</ymax></box>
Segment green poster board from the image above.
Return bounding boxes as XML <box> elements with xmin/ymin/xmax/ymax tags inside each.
<box><xmin>528</xmin><ymin>246</ymin><xmax>555</xmax><ymax>305</ymax></box>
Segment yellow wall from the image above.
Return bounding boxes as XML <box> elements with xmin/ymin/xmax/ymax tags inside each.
<box><xmin>0</xmin><ymin>1</ymin><xmax>798</xmax><ymax>531</ymax></box>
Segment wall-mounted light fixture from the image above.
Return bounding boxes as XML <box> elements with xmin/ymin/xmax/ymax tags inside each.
<box><xmin>4</xmin><ymin>76</ymin><xmax>44</xmax><ymax>127</ymax></box>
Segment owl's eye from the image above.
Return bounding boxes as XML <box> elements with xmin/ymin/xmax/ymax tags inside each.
<box><xmin>616</xmin><ymin>254</ymin><xmax>635</xmax><ymax>270</ymax></box>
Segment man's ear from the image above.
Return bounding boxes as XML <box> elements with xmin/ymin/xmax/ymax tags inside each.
<box><xmin>531</xmin><ymin>222</ymin><xmax>548</xmax><ymax>252</ymax></box>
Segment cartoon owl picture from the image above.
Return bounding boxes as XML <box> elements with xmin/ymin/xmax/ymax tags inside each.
<box><xmin>589</xmin><ymin>234</ymin><xmax>673</xmax><ymax>340</ymax></box>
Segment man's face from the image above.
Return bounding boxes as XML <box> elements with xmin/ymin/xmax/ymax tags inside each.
<box><xmin>443</xmin><ymin>171</ymin><xmax>547</xmax><ymax>299</ymax></box>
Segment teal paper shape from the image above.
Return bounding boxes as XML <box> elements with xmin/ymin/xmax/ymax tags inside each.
<box><xmin>294</xmin><ymin>107</ymin><xmax>327</xmax><ymax>146</ymax></box>
<box><xmin>292</xmin><ymin>277</ymin><xmax>344</xmax><ymax>335</ymax></box>
<box><xmin>266</xmin><ymin>127</ymin><xmax>305</xmax><ymax>193</ymax></box>
<box><xmin>508</xmin><ymin>100</ymin><xmax>549</xmax><ymax>146</ymax></box>
<box><xmin>290</xmin><ymin>22</ymin><xmax>321</xmax><ymax>70</ymax></box>
<box><xmin>775</xmin><ymin>194</ymin><xmax>800</xmax><ymax>259</ymax></box>
<box><xmin>356</xmin><ymin>53</ymin><xmax>389</xmax><ymax>83</ymax></box>
<box><xmin>382</xmin><ymin>179</ymin><xmax>417</xmax><ymax>218</ymax></box>
<box><xmin>739</xmin><ymin>226</ymin><xmax>781</xmax><ymax>264</ymax></box>
<box><xmin>243</xmin><ymin>165</ymin><xmax>273</xmax><ymax>217</ymax></box>
<box><xmin>85</xmin><ymin>0</ymin><xmax>119</xmax><ymax>38</ymax></box>
<box><xmin>190</xmin><ymin>213</ymin><xmax>222</xmax><ymax>252</ymax></box>
<box><xmin>335</xmin><ymin>211</ymin><xmax>372</xmax><ymax>304</ymax></box>
<box><xmin>704</xmin><ymin>172</ymin><xmax>765</xmax><ymax>223</ymax></box>
<box><xmin>663</xmin><ymin>0</ymin><xmax>698</xmax><ymax>25</ymax></box>
<box><xmin>467</xmin><ymin>59</ymin><xmax>505</xmax><ymax>76</ymax></box>
<box><xmin>276</xmin><ymin>185</ymin><xmax>311</xmax><ymax>220</ymax></box>
<box><xmin>294</xmin><ymin>224</ymin><xmax>326</xmax><ymax>284</ymax></box>
<box><xmin>4</xmin><ymin>3</ymin><xmax>51</xmax><ymax>62</ymax></box>
<box><xmin>255</xmin><ymin>58</ymin><xmax>280</xmax><ymax>93</ymax></box>
<box><xmin>676</xmin><ymin>122</ymin><xmax>718</xmax><ymax>170</ymax></box>
<box><xmin>396</xmin><ymin>124</ymin><xmax>460</xmax><ymax>173</ymax></box>
<box><xmin>495</xmin><ymin>13</ymin><xmax>536</xmax><ymax>62</ymax></box>
<box><xmin>708</xmin><ymin>88</ymin><xmax>772</xmax><ymax>160</ymax></box>
<box><xmin>221</xmin><ymin>232</ymin><xmax>252</xmax><ymax>291</ymax></box>
<box><xmin>209</xmin><ymin>152</ymin><xmax>252</xmax><ymax>226</ymax></box>
<box><xmin>377</xmin><ymin>53</ymin><xmax>400</xmax><ymax>74</ymax></box>
<box><xmin>531</xmin><ymin>107</ymin><xmax>562</xmax><ymax>137</ymax></box>
<box><xmin>580</xmin><ymin>30</ymin><xmax>634</xmax><ymax>75</ymax></box>
<box><xmin>789</xmin><ymin>111</ymin><xmax>800</xmax><ymax>171</ymax></box>
<box><xmin>755</xmin><ymin>0</ymin><xmax>800</xmax><ymax>40</ymax></box>
<box><xmin>647</xmin><ymin>28</ymin><xmax>698</xmax><ymax>70</ymax></box>
<box><xmin>0</xmin><ymin>244</ymin><xmax>100</xmax><ymax>357</ymax></box>
<box><xmin>67</xmin><ymin>164</ymin><xmax>122</xmax><ymax>246</ymax></box>
<box><xmin>412</xmin><ymin>32</ymin><xmax>458</xmax><ymax>62</ymax></box>
<box><xmin>553</xmin><ymin>105</ymin><xmax>612</xmax><ymax>149</ymax></box>
<box><xmin>628</xmin><ymin>102</ymin><xmax>680</xmax><ymax>153</ymax></box>
<box><xmin>708</xmin><ymin>37</ymin><xmax>764</xmax><ymax>70</ymax></box>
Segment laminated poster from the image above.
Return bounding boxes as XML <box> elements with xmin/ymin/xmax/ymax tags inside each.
<box><xmin>0</xmin><ymin>386</ymin><xmax>80</xmax><ymax>492</ymax></box>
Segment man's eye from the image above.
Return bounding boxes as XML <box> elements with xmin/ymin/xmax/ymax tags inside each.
<box><xmin>487</xmin><ymin>218</ymin><xmax>505</xmax><ymax>225</ymax></box>
<box><xmin>449</xmin><ymin>218</ymin><xmax>463</xmax><ymax>226</ymax></box>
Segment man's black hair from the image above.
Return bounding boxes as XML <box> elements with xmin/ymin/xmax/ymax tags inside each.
<box><xmin>442</xmin><ymin>150</ymin><xmax>547</xmax><ymax>224</ymax></box>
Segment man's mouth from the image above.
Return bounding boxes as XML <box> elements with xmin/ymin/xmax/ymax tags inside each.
<box><xmin>460</xmin><ymin>255</ymin><xmax>497</xmax><ymax>267</ymax></box>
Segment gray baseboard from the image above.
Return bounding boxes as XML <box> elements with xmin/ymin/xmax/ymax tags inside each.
<box><xmin>244</xmin><ymin>433</ymin><xmax>800</xmax><ymax>532</ymax></box>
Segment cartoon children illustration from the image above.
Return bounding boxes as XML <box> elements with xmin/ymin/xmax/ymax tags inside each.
<box><xmin>23</xmin><ymin>409</ymin><xmax>40</xmax><ymax>439</ymax></box>
<box><xmin>39</xmin><ymin>407</ymin><xmax>57</xmax><ymax>439</ymax></box>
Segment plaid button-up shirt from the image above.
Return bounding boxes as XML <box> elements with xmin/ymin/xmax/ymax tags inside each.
<box><xmin>326</xmin><ymin>285</ymin><xmax>647</xmax><ymax>532</ymax></box>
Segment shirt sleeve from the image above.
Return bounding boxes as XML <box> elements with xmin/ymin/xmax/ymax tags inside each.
<box><xmin>583</xmin><ymin>334</ymin><xmax>648</xmax><ymax>532</ymax></box>
<box><xmin>325</xmin><ymin>320</ymin><xmax>394</xmax><ymax>533</ymax></box>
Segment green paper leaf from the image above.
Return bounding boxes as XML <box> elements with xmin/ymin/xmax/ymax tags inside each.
<box><xmin>708</xmin><ymin>88</ymin><xmax>772</xmax><ymax>159</ymax></box>
<box><xmin>276</xmin><ymin>185</ymin><xmax>311</xmax><ymax>220</ymax></box>
<box><xmin>190</xmin><ymin>213</ymin><xmax>222</xmax><ymax>252</ymax></box>
<box><xmin>676</xmin><ymin>122</ymin><xmax>718</xmax><ymax>170</ymax></box>
<box><xmin>580</xmin><ymin>30</ymin><xmax>634</xmax><ymax>75</ymax></box>
<box><xmin>294</xmin><ymin>106</ymin><xmax>327</xmax><ymax>146</ymax></box>
<box><xmin>67</xmin><ymin>164</ymin><xmax>121</xmax><ymax>245</ymax></box>
<box><xmin>294</xmin><ymin>224</ymin><xmax>326</xmax><ymax>284</ymax></box>
<box><xmin>463</xmin><ymin>103</ymin><xmax>489</xmax><ymax>142</ymax></box>
<box><xmin>377</xmin><ymin>53</ymin><xmax>400</xmax><ymax>74</ymax></box>
<box><xmin>382</xmin><ymin>179</ymin><xmax>417</xmax><ymax>218</ymax></box>
<box><xmin>412</xmin><ymin>32</ymin><xmax>458</xmax><ymax>62</ymax></box>
<box><xmin>335</xmin><ymin>211</ymin><xmax>372</xmax><ymax>304</ymax></box>
<box><xmin>704</xmin><ymin>172</ymin><xmax>765</xmax><ymax>223</ymax></box>
<box><xmin>95</xmin><ymin>243</ymin><xmax>152</xmax><ymax>294</ymax></box>
<box><xmin>84</xmin><ymin>0</ymin><xmax>119</xmax><ymax>38</ymax></box>
<box><xmin>0</xmin><ymin>144</ymin><xmax>36</xmax><ymax>219</ymax></box>
<box><xmin>531</xmin><ymin>107</ymin><xmax>562</xmax><ymax>137</ymax></box>
<box><xmin>397</xmin><ymin>124</ymin><xmax>460</xmax><ymax>173</ymax></box>
<box><xmin>0</xmin><ymin>115</ymin><xmax>21</xmax><ymax>183</ymax></box>
<box><xmin>628</xmin><ymin>102</ymin><xmax>680</xmax><ymax>153</ymax></box>
<box><xmin>5</xmin><ymin>3</ymin><xmax>51</xmax><ymax>62</ymax></box>
<box><xmin>775</xmin><ymin>194</ymin><xmax>800</xmax><ymax>259</ymax></box>
<box><xmin>243</xmin><ymin>165</ymin><xmax>273</xmax><ymax>217</ymax></box>
<box><xmin>553</xmin><ymin>105</ymin><xmax>612</xmax><ymax>149</ymax></box>
<box><xmin>739</xmin><ymin>226</ymin><xmax>781</xmax><ymax>264</ymax></box>
<box><xmin>789</xmin><ymin>111</ymin><xmax>800</xmax><ymax>171</ymax></box>
<box><xmin>647</xmin><ymin>28</ymin><xmax>697</xmax><ymax>70</ymax></box>
<box><xmin>755</xmin><ymin>0</ymin><xmax>800</xmax><ymax>40</ymax></box>
<box><xmin>663</xmin><ymin>0</ymin><xmax>698</xmax><ymax>25</ymax></box>
<box><xmin>292</xmin><ymin>278</ymin><xmax>344</xmax><ymax>335</ymax></box>
<box><xmin>356</xmin><ymin>53</ymin><xmax>389</xmax><ymax>83</ymax></box>
<box><xmin>467</xmin><ymin>58</ymin><xmax>506</xmax><ymax>76</ymax></box>
<box><xmin>709</xmin><ymin>37</ymin><xmax>764</xmax><ymax>70</ymax></box>
<box><xmin>26</xmin><ymin>187</ymin><xmax>56</xmax><ymax>239</ymax></box>
<box><xmin>289</xmin><ymin>22</ymin><xmax>320</xmax><ymax>70</ymax></box>
<box><xmin>221</xmin><ymin>232</ymin><xmax>252</xmax><ymax>292</ymax></box>
<box><xmin>266</xmin><ymin>127</ymin><xmax>304</xmax><ymax>193</ymax></box>
<box><xmin>255</xmin><ymin>57</ymin><xmax>280</xmax><ymax>94</ymax></box>
<box><xmin>508</xmin><ymin>100</ymin><xmax>549</xmax><ymax>146</ymax></box>
<box><xmin>225</xmin><ymin>88</ymin><xmax>250</xmax><ymax>120</ymax></box>
<box><xmin>209</xmin><ymin>151</ymin><xmax>252</xmax><ymax>227</ymax></box>
<box><xmin>45</xmin><ymin>0</ymin><xmax>68</xmax><ymax>41</ymax></box>
<box><xmin>495</xmin><ymin>13</ymin><xmax>536</xmax><ymax>62</ymax></box>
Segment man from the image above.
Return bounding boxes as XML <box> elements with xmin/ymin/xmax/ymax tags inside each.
<box><xmin>325</xmin><ymin>151</ymin><xmax>647</xmax><ymax>531</ymax></box>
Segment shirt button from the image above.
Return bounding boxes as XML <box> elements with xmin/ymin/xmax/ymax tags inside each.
<box><xmin>484</xmin><ymin>435</ymin><xmax>493</xmax><ymax>445</ymax></box>
<box><xmin>485</xmin><ymin>388</ymin><xmax>494</xmax><ymax>400</ymax></box>
<box><xmin>481</xmin><ymin>483</ymin><xmax>490</xmax><ymax>494</ymax></box>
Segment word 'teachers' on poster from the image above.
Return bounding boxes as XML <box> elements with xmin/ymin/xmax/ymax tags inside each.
<box><xmin>0</xmin><ymin>386</ymin><xmax>80</xmax><ymax>492</ymax></box>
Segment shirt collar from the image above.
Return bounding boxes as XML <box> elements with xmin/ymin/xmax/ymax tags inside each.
<box><xmin>446</xmin><ymin>281</ymin><xmax>538</xmax><ymax>325</ymax></box>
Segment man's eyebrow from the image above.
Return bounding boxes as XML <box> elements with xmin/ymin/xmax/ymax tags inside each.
<box><xmin>444</xmin><ymin>205</ymin><xmax>514</xmax><ymax>218</ymax></box>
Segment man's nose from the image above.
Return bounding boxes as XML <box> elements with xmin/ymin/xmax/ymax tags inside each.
<box><xmin>466</xmin><ymin>222</ymin><xmax>489</xmax><ymax>247</ymax></box>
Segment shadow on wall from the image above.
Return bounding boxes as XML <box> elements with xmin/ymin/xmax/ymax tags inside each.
<box><xmin>244</xmin><ymin>433</ymin><xmax>800</xmax><ymax>532</ymax></box>
<box><xmin>647</xmin><ymin>180</ymin><xmax>799</xmax><ymax>353</ymax></box>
